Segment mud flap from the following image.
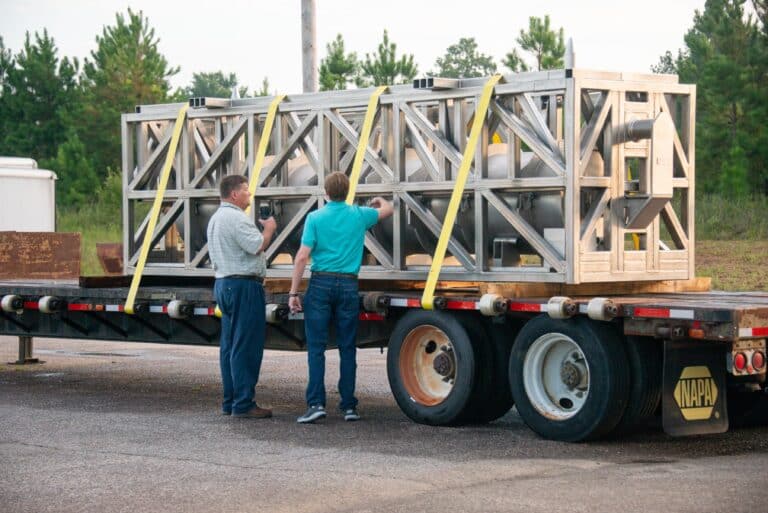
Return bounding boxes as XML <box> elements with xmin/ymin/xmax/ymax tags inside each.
<box><xmin>662</xmin><ymin>340</ymin><xmax>728</xmax><ymax>436</ymax></box>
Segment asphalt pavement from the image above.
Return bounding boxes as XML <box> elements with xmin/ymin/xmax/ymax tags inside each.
<box><xmin>1</xmin><ymin>335</ymin><xmax>767</xmax><ymax>513</ymax></box>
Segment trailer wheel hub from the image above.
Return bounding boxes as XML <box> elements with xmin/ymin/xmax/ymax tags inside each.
<box><xmin>398</xmin><ymin>325</ymin><xmax>457</xmax><ymax>406</ymax></box>
<box><xmin>560</xmin><ymin>362</ymin><xmax>581</xmax><ymax>388</ymax></box>
<box><xmin>433</xmin><ymin>352</ymin><xmax>454</xmax><ymax>377</ymax></box>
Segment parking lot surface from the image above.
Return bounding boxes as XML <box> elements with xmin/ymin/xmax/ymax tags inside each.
<box><xmin>2</xmin><ymin>336</ymin><xmax>768</xmax><ymax>513</ymax></box>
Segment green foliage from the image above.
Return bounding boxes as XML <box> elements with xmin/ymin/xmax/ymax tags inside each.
<box><xmin>358</xmin><ymin>30</ymin><xmax>417</xmax><ymax>86</ymax></box>
<box><xmin>319</xmin><ymin>34</ymin><xmax>359</xmax><ymax>91</ymax></box>
<box><xmin>504</xmin><ymin>15</ymin><xmax>565</xmax><ymax>72</ymax></box>
<box><xmin>185</xmin><ymin>71</ymin><xmax>239</xmax><ymax>98</ymax></box>
<box><xmin>0</xmin><ymin>30</ymin><xmax>79</xmax><ymax>161</ymax></box>
<box><xmin>39</xmin><ymin>131</ymin><xmax>99</xmax><ymax>208</ymax></box>
<box><xmin>56</xmin><ymin>166</ymin><xmax>124</xmax><ymax>276</ymax></box>
<box><xmin>719</xmin><ymin>144</ymin><xmax>750</xmax><ymax>196</ymax></box>
<box><xmin>651</xmin><ymin>50</ymin><xmax>683</xmax><ymax>74</ymax></box>
<box><xmin>75</xmin><ymin>9</ymin><xmax>179</xmax><ymax>180</ymax></box>
<box><xmin>0</xmin><ymin>36</ymin><xmax>11</xmax><ymax>90</ymax></box>
<box><xmin>695</xmin><ymin>193</ymin><xmax>768</xmax><ymax>239</ymax></box>
<box><xmin>656</xmin><ymin>0</ymin><xmax>767</xmax><ymax>195</ymax></box>
<box><xmin>433</xmin><ymin>37</ymin><xmax>497</xmax><ymax>78</ymax></box>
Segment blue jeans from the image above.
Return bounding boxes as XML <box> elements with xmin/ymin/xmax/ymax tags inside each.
<box><xmin>214</xmin><ymin>277</ymin><xmax>266</xmax><ymax>414</ymax></box>
<box><xmin>303</xmin><ymin>274</ymin><xmax>359</xmax><ymax>410</ymax></box>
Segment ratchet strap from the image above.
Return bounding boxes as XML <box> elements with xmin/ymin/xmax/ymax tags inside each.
<box><xmin>346</xmin><ymin>86</ymin><xmax>388</xmax><ymax>204</ymax></box>
<box><xmin>246</xmin><ymin>94</ymin><xmax>286</xmax><ymax>214</ymax></box>
<box><xmin>125</xmin><ymin>104</ymin><xmax>189</xmax><ymax>314</ymax></box>
<box><xmin>421</xmin><ymin>75</ymin><xmax>502</xmax><ymax>310</ymax></box>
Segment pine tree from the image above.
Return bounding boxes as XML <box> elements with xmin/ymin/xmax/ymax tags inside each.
<box><xmin>40</xmin><ymin>131</ymin><xmax>100</xmax><ymax>208</ymax></box>
<box><xmin>358</xmin><ymin>30</ymin><xmax>417</xmax><ymax>86</ymax></box>
<box><xmin>504</xmin><ymin>15</ymin><xmax>565</xmax><ymax>72</ymax></box>
<box><xmin>185</xmin><ymin>71</ymin><xmax>239</xmax><ymax>98</ymax></box>
<box><xmin>76</xmin><ymin>9</ymin><xmax>179</xmax><ymax>179</ymax></box>
<box><xmin>319</xmin><ymin>34</ymin><xmax>358</xmax><ymax>91</ymax></box>
<box><xmin>0</xmin><ymin>31</ymin><xmax>79</xmax><ymax>161</ymax></box>
<box><xmin>657</xmin><ymin>0</ymin><xmax>764</xmax><ymax>194</ymax></box>
<box><xmin>433</xmin><ymin>37</ymin><xmax>497</xmax><ymax>78</ymax></box>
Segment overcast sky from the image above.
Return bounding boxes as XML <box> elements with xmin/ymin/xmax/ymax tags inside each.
<box><xmin>1</xmin><ymin>0</ymin><xmax>706</xmax><ymax>95</ymax></box>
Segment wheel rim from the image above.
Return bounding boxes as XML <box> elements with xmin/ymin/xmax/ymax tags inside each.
<box><xmin>399</xmin><ymin>324</ymin><xmax>457</xmax><ymax>406</ymax></box>
<box><xmin>522</xmin><ymin>332</ymin><xmax>590</xmax><ymax>420</ymax></box>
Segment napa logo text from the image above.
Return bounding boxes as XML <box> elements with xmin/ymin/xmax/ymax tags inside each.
<box><xmin>673</xmin><ymin>366</ymin><xmax>718</xmax><ymax>421</ymax></box>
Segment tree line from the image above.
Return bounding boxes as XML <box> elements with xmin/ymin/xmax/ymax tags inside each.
<box><xmin>0</xmin><ymin>2</ymin><xmax>765</xmax><ymax>213</ymax></box>
<box><xmin>653</xmin><ymin>0</ymin><xmax>767</xmax><ymax>196</ymax></box>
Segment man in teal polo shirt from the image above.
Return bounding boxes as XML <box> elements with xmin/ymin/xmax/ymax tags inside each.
<box><xmin>288</xmin><ymin>171</ymin><xmax>393</xmax><ymax>423</ymax></box>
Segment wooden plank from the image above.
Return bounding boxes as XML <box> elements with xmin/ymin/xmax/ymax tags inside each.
<box><xmin>0</xmin><ymin>232</ymin><xmax>81</xmax><ymax>280</ymax></box>
<box><xmin>481</xmin><ymin>277</ymin><xmax>711</xmax><ymax>298</ymax></box>
<box><xmin>264</xmin><ymin>277</ymin><xmax>711</xmax><ymax>297</ymax></box>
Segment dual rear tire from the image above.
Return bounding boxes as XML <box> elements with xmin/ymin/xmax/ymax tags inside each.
<box><xmin>386</xmin><ymin>310</ymin><xmax>512</xmax><ymax>426</ymax></box>
<box><xmin>508</xmin><ymin>315</ymin><xmax>630</xmax><ymax>441</ymax></box>
<box><xmin>387</xmin><ymin>310</ymin><xmax>660</xmax><ymax>441</ymax></box>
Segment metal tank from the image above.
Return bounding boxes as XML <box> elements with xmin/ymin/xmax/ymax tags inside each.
<box><xmin>179</xmin><ymin>142</ymin><xmax>598</xmax><ymax>267</ymax></box>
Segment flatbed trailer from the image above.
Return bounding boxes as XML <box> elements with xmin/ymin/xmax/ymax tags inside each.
<box><xmin>4</xmin><ymin>66</ymin><xmax>768</xmax><ymax>441</ymax></box>
<box><xmin>2</xmin><ymin>278</ymin><xmax>767</xmax><ymax>441</ymax></box>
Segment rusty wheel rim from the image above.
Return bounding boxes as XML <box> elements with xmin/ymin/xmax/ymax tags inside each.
<box><xmin>398</xmin><ymin>324</ymin><xmax>456</xmax><ymax>406</ymax></box>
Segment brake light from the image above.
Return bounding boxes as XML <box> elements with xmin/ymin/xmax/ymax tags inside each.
<box><xmin>734</xmin><ymin>352</ymin><xmax>747</xmax><ymax>372</ymax></box>
<box><xmin>752</xmin><ymin>351</ymin><xmax>765</xmax><ymax>370</ymax></box>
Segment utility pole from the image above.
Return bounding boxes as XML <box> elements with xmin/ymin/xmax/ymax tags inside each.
<box><xmin>301</xmin><ymin>0</ymin><xmax>317</xmax><ymax>93</ymax></box>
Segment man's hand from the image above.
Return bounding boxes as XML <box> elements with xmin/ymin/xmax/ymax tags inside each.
<box><xmin>258</xmin><ymin>216</ymin><xmax>277</xmax><ymax>233</ymax></box>
<box><xmin>369</xmin><ymin>197</ymin><xmax>394</xmax><ymax>220</ymax></box>
<box><xmin>257</xmin><ymin>216</ymin><xmax>277</xmax><ymax>253</ymax></box>
<box><xmin>288</xmin><ymin>295</ymin><xmax>302</xmax><ymax>313</ymax></box>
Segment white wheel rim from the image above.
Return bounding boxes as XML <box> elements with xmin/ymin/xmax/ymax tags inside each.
<box><xmin>522</xmin><ymin>332</ymin><xmax>590</xmax><ymax>420</ymax></box>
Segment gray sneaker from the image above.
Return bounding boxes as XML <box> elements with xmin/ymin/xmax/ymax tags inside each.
<box><xmin>343</xmin><ymin>408</ymin><xmax>361</xmax><ymax>422</ymax></box>
<box><xmin>297</xmin><ymin>405</ymin><xmax>327</xmax><ymax>424</ymax></box>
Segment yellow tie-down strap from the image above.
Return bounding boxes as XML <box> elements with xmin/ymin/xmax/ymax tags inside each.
<box><xmin>125</xmin><ymin>104</ymin><xmax>189</xmax><ymax>315</ymax></box>
<box><xmin>246</xmin><ymin>94</ymin><xmax>286</xmax><ymax>215</ymax></box>
<box><xmin>346</xmin><ymin>86</ymin><xmax>388</xmax><ymax>204</ymax></box>
<box><xmin>421</xmin><ymin>75</ymin><xmax>502</xmax><ymax>310</ymax></box>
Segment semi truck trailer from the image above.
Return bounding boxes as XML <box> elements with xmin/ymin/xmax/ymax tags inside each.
<box><xmin>2</xmin><ymin>67</ymin><xmax>767</xmax><ymax>441</ymax></box>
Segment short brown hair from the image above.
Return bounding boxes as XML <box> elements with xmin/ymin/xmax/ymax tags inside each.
<box><xmin>325</xmin><ymin>172</ymin><xmax>349</xmax><ymax>202</ymax></box>
<box><xmin>220</xmin><ymin>175</ymin><xmax>248</xmax><ymax>199</ymax></box>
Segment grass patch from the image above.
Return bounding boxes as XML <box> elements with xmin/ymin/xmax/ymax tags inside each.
<box><xmin>57</xmin><ymin>202</ymin><xmax>121</xmax><ymax>276</ymax></box>
<box><xmin>695</xmin><ymin>194</ymin><xmax>768</xmax><ymax>240</ymax></box>
<box><xmin>696</xmin><ymin>240</ymin><xmax>768</xmax><ymax>291</ymax></box>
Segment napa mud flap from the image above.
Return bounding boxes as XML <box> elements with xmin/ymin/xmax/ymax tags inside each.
<box><xmin>662</xmin><ymin>340</ymin><xmax>729</xmax><ymax>436</ymax></box>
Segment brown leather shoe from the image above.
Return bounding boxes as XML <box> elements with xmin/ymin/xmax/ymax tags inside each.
<box><xmin>232</xmin><ymin>406</ymin><xmax>273</xmax><ymax>419</ymax></box>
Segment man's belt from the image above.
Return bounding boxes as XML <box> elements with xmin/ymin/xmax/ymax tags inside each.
<box><xmin>311</xmin><ymin>271</ymin><xmax>357</xmax><ymax>279</ymax></box>
<box><xmin>223</xmin><ymin>274</ymin><xmax>264</xmax><ymax>283</ymax></box>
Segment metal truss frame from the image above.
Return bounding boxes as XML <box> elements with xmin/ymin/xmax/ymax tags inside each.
<box><xmin>122</xmin><ymin>69</ymin><xmax>695</xmax><ymax>283</ymax></box>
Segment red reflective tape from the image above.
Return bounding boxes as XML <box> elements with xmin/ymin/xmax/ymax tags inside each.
<box><xmin>67</xmin><ymin>303</ymin><xmax>92</xmax><ymax>311</ymax></box>
<box><xmin>359</xmin><ymin>312</ymin><xmax>385</xmax><ymax>321</ymax></box>
<box><xmin>406</xmin><ymin>298</ymin><xmax>421</xmax><ymax>308</ymax></box>
<box><xmin>23</xmin><ymin>301</ymin><xmax>39</xmax><ymax>310</ymax></box>
<box><xmin>509</xmin><ymin>302</ymin><xmax>543</xmax><ymax>312</ymax></box>
<box><xmin>208</xmin><ymin>307</ymin><xmax>216</xmax><ymax>316</ymax></box>
<box><xmin>445</xmin><ymin>300</ymin><xmax>478</xmax><ymax>310</ymax></box>
<box><xmin>634</xmin><ymin>307</ymin><xmax>670</xmax><ymax>318</ymax></box>
<box><xmin>752</xmin><ymin>327</ymin><xmax>768</xmax><ymax>337</ymax></box>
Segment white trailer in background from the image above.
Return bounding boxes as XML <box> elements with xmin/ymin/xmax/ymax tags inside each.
<box><xmin>0</xmin><ymin>157</ymin><xmax>57</xmax><ymax>232</ymax></box>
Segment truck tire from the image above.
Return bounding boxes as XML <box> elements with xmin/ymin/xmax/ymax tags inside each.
<box><xmin>617</xmin><ymin>335</ymin><xmax>662</xmax><ymax>431</ymax></box>
<box><xmin>468</xmin><ymin>321</ymin><xmax>516</xmax><ymax>423</ymax></box>
<box><xmin>451</xmin><ymin>314</ymin><xmax>501</xmax><ymax>424</ymax></box>
<box><xmin>387</xmin><ymin>310</ymin><xmax>483</xmax><ymax>426</ymax></box>
<box><xmin>508</xmin><ymin>315</ymin><xmax>630</xmax><ymax>441</ymax></box>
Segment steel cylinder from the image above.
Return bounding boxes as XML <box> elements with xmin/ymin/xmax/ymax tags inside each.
<box><xmin>179</xmin><ymin>143</ymin><xmax>600</xmax><ymax>265</ymax></box>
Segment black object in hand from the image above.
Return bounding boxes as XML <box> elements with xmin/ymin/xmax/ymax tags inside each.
<box><xmin>259</xmin><ymin>205</ymin><xmax>273</xmax><ymax>219</ymax></box>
